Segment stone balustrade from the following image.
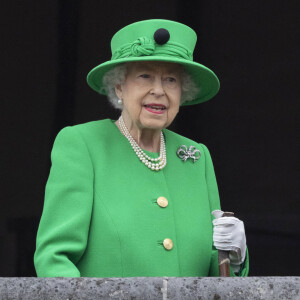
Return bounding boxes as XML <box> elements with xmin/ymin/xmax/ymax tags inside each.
<box><xmin>0</xmin><ymin>277</ymin><xmax>299</xmax><ymax>299</ymax></box>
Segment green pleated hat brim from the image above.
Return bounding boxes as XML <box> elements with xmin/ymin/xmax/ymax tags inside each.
<box><xmin>86</xmin><ymin>55</ymin><xmax>220</xmax><ymax>106</ymax></box>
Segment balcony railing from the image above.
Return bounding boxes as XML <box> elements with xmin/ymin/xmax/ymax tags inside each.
<box><xmin>0</xmin><ymin>277</ymin><xmax>299</xmax><ymax>299</ymax></box>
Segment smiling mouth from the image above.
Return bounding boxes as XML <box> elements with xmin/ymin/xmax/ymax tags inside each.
<box><xmin>143</xmin><ymin>104</ymin><xmax>166</xmax><ymax>111</ymax></box>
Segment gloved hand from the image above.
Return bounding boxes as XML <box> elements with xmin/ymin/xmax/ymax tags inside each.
<box><xmin>212</xmin><ymin>210</ymin><xmax>247</xmax><ymax>267</ymax></box>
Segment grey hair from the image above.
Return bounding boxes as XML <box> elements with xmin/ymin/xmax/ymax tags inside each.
<box><xmin>101</xmin><ymin>63</ymin><xmax>200</xmax><ymax>109</ymax></box>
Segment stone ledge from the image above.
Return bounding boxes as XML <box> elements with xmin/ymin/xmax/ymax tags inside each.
<box><xmin>0</xmin><ymin>277</ymin><xmax>299</xmax><ymax>300</ymax></box>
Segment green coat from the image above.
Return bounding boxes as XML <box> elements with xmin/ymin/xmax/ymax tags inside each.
<box><xmin>34</xmin><ymin>119</ymin><xmax>249</xmax><ymax>277</ymax></box>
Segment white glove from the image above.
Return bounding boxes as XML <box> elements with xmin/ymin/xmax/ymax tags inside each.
<box><xmin>212</xmin><ymin>210</ymin><xmax>247</xmax><ymax>267</ymax></box>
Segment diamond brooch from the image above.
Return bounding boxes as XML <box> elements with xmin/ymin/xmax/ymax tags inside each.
<box><xmin>176</xmin><ymin>145</ymin><xmax>201</xmax><ymax>163</ymax></box>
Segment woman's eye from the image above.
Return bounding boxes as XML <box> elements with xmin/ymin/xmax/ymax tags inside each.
<box><xmin>139</xmin><ymin>74</ymin><xmax>150</xmax><ymax>79</ymax></box>
<box><xmin>166</xmin><ymin>77</ymin><xmax>176</xmax><ymax>82</ymax></box>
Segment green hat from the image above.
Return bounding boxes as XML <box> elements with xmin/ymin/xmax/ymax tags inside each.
<box><xmin>87</xmin><ymin>19</ymin><xmax>220</xmax><ymax>106</ymax></box>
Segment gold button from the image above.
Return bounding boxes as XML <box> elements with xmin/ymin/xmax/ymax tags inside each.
<box><xmin>163</xmin><ymin>238</ymin><xmax>173</xmax><ymax>250</ymax></box>
<box><xmin>157</xmin><ymin>196</ymin><xmax>168</xmax><ymax>208</ymax></box>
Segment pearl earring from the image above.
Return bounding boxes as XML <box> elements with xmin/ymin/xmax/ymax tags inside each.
<box><xmin>117</xmin><ymin>99</ymin><xmax>123</xmax><ymax>105</ymax></box>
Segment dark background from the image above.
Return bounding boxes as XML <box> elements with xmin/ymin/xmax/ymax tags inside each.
<box><xmin>1</xmin><ymin>0</ymin><xmax>299</xmax><ymax>276</ymax></box>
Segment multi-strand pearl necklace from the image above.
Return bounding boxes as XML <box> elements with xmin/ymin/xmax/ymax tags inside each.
<box><xmin>118</xmin><ymin>116</ymin><xmax>167</xmax><ymax>171</ymax></box>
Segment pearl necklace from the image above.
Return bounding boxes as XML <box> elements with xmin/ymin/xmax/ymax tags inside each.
<box><xmin>118</xmin><ymin>116</ymin><xmax>167</xmax><ymax>171</ymax></box>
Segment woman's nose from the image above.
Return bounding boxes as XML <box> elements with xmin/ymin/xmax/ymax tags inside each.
<box><xmin>150</xmin><ymin>78</ymin><xmax>165</xmax><ymax>97</ymax></box>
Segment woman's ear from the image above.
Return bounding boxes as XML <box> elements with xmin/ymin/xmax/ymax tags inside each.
<box><xmin>115</xmin><ymin>84</ymin><xmax>122</xmax><ymax>99</ymax></box>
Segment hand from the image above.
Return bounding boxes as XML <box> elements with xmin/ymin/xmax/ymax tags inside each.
<box><xmin>212</xmin><ymin>210</ymin><xmax>247</xmax><ymax>265</ymax></box>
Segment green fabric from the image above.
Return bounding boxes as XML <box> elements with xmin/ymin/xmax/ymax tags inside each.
<box><xmin>111</xmin><ymin>37</ymin><xmax>193</xmax><ymax>61</ymax></box>
<box><xmin>86</xmin><ymin>19</ymin><xmax>220</xmax><ymax>106</ymax></box>
<box><xmin>34</xmin><ymin>119</ymin><xmax>249</xmax><ymax>277</ymax></box>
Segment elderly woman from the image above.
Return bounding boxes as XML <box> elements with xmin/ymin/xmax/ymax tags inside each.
<box><xmin>34</xmin><ymin>19</ymin><xmax>249</xmax><ymax>277</ymax></box>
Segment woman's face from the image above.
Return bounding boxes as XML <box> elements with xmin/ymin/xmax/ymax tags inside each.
<box><xmin>115</xmin><ymin>61</ymin><xmax>182</xmax><ymax>131</ymax></box>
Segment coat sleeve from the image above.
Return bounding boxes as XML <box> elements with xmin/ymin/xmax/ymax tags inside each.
<box><xmin>199</xmin><ymin>143</ymin><xmax>249</xmax><ymax>277</ymax></box>
<box><xmin>34</xmin><ymin>126</ymin><xmax>94</xmax><ymax>277</ymax></box>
